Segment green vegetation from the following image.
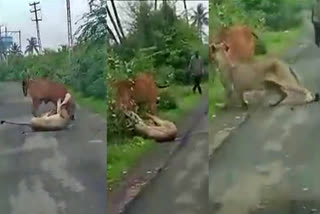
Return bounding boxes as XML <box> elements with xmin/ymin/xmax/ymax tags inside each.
<box><xmin>107</xmin><ymin>83</ymin><xmax>208</xmax><ymax>188</ymax></box>
<box><xmin>209</xmin><ymin>0</ymin><xmax>308</xmax><ymax>116</ymax></box>
<box><xmin>259</xmin><ymin>28</ymin><xmax>302</xmax><ymax>56</ymax></box>
<box><xmin>0</xmin><ymin>1</ymin><xmax>106</xmax><ymax>102</ymax></box>
<box><xmin>107</xmin><ymin>1</ymin><xmax>208</xmax><ymax>189</ymax></box>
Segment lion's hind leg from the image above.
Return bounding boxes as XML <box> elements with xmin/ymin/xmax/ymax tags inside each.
<box><xmin>264</xmin><ymin>80</ymin><xmax>288</xmax><ymax>107</ymax></box>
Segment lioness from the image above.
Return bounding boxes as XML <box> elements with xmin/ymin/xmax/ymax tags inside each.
<box><xmin>211</xmin><ymin>42</ymin><xmax>319</xmax><ymax>108</ymax></box>
<box><xmin>1</xmin><ymin>93</ymin><xmax>73</xmax><ymax>131</ymax></box>
<box><xmin>123</xmin><ymin>111</ymin><xmax>177</xmax><ymax>142</ymax></box>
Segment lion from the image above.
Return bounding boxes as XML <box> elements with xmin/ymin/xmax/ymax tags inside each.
<box><xmin>1</xmin><ymin>93</ymin><xmax>73</xmax><ymax>131</ymax></box>
<box><xmin>210</xmin><ymin>42</ymin><xmax>319</xmax><ymax>108</ymax></box>
<box><xmin>123</xmin><ymin>111</ymin><xmax>177</xmax><ymax>142</ymax></box>
<box><xmin>112</xmin><ymin>73</ymin><xmax>158</xmax><ymax>114</ymax></box>
<box><xmin>209</xmin><ymin>25</ymin><xmax>258</xmax><ymax>63</ymax></box>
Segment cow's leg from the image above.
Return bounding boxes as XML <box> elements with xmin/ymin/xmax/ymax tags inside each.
<box><xmin>49</xmin><ymin>102</ymin><xmax>58</xmax><ymax>116</ymax></box>
<box><xmin>32</xmin><ymin>98</ymin><xmax>41</xmax><ymax>117</ymax></box>
<box><xmin>150</xmin><ymin>101</ymin><xmax>157</xmax><ymax>115</ymax></box>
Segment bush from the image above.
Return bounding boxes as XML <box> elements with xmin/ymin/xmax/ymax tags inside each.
<box><xmin>0</xmin><ymin>40</ymin><xmax>106</xmax><ymax>99</ymax></box>
<box><xmin>157</xmin><ymin>90</ymin><xmax>178</xmax><ymax>111</ymax></box>
<box><xmin>240</xmin><ymin>0</ymin><xmax>304</xmax><ymax>30</ymax></box>
<box><xmin>255</xmin><ymin>38</ymin><xmax>267</xmax><ymax>55</ymax></box>
<box><xmin>173</xmin><ymin>68</ymin><xmax>188</xmax><ymax>84</ymax></box>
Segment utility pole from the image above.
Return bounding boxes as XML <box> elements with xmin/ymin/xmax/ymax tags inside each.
<box><xmin>66</xmin><ymin>0</ymin><xmax>73</xmax><ymax>48</ymax></box>
<box><xmin>29</xmin><ymin>2</ymin><xmax>42</xmax><ymax>51</ymax></box>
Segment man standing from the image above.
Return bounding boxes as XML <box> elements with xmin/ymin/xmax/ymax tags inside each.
<box><xmin>312</xmin><ymin>0</ymin><xmax>320</xmax><ymax>47</ymax></box>
<box><xmin>188</xmin><ymin>51</ymin><xmax>204</xmax><ymax>94</ymax></box>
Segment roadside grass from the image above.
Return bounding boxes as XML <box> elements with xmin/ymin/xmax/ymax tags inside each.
<box><xmin>69</xmin><ymin>88</ymin><xmax>106</xmax><ymax>117</ymax></box>
<box><xmin>107</xmin><ymin>137</ymin><xmax>154</xmax><ymax>189</ymax></box>
<box><xmin>107</xmin><ymin>82</ymin><xmax>208</xmax><ymax>189</ymax></box>
<box><xmin>257</xmin><ymin>27</ymin><xmax>302</xmax><ymax>58</ymax></box>
<box><xmin>209</xmin><ymin>26</ymin><xmax>303</xmax><ymax>118</ymax></box>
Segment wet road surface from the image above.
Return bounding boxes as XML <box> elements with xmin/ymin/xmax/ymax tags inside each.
<box><xmin>210</xmin><ymin>16</ymin><xmax>320</xmax><ymax>214</ymax></box>
<box><xmin>0</xmin><ymin>82</ymin><xmax>106</xmax><ymax>214</ymax></box>
<box><xmin>123</xmin><ymin>98</ymin><xmax>209</xmax><ymax>214</ymax></box>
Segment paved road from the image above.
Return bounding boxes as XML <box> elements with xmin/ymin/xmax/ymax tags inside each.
<box><xmin>123</xmin><ymin>97</ymin><xmax>209</xmax><ymax>214</ymax></box>
<box><xmin>0</xmin><ymin>82</ymin><xmax>106</xmax><ymax>214</ymax></box>
<box><xmin>210</xmin><ymin>16</ymin><xmax>320</xmax><ymax>213</ymax></box>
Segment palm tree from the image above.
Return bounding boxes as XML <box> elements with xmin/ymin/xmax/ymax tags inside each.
<box><xmin>183</xmin><ymin>0</ymin><xmax>188</xmax><ymax>24</ymax></box>
<box><xmin>25</xmin><ymin>37</ymin><xmax>39</xmax><ymax>55</ymax></box>
<box><xmin>111</xmin><ymin>0</ymin><xmax>125</xmax><ymax>39</ymax></box>
<box><xmin>9</xmin><ymin>43</ymin><xmax>22</xmax><ymax>56</ymax></box>
<box><xmin>191</xmin><ymin>3</ymin><xmax>209</xmax><ymax>41</ymax></box>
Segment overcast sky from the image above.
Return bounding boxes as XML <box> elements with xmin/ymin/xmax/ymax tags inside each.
<box><xmin>107</xmin><ymin>0</ymin><xmax>209</xmax><ymax>42</ymax></box>
<box><xmin>0</xmin><ymin>0</ymin><xmax>89</xmax><ymax>50</ymax></box>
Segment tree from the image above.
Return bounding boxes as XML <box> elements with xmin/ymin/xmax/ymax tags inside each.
<box><xmin>154</xmin><ymin>0</ymin><xmax>157</xmax><ymax>10</ymax></box>
<box><xmin>0</xmin><ymin>42</ymin><xmax>7</xmax><ymax>60</ymax></box>
<box><xmin>88</xmin><ymin>0</ymin><xmax>94</xmax><ymax>12</ymax></box>
<box><xmin>76</xmin><ymin>1</ymin><xmax>107</xmax><ymax>43</ymax></box>
<box><xmin>111</xmin><ymin>0</ymin><xmax>125</xmax><ymax>39</ymax></box>
<box><xmin>183</xmin><ymin>0</ymin><xmax>188</xmax><ymax>24</ymax></box>
<box><xmin>191</xmin><ymin>3</ymin><xmax>208</xmax><ymax>41</ymax></box>
<box><xmin>9</xmin><ymin>43</ymin><xmax>23</xmax><ymax>56</ymax></box>
<box><xmin>25</xmin><ymin>37</ymin><xmax>39</xmax><ymax>55</ymax></box>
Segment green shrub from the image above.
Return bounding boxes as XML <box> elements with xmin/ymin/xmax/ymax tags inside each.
<box><xmin>255</xmin><ymin>38</ymin><xmax>267</xmax><ymax>55</ymax></box>
<box><xmin>173</xmin><ymin>68</ymin><xmax>188</xmax><ymax>84</ymax></box>
<box><xmin>157</xmin><ymin>90</ymin><xmax>178</xmax><ymax>111</ymax></box>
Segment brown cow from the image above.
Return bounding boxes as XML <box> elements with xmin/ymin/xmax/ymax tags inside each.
<box><xmin>22</xmin><ymin>78</ymin><xmax>76</xmax><ymax>120</ymax></box>
<box><xmin>212</xmin><ymin>25</ymin><xmax>258</xmax><ymax>63</ymax></box>
<box><xmin>113</xmin><ymin>73</ymin><xmax>158</xmax><ymax>114</ymax></box>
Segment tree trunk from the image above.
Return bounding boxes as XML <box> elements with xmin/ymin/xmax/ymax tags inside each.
<box><xmin>183</xmin><ymin>0</ymin><xmax>189</xmax><ymax>24</ymax></box>
<box><xmin>154</xmin><ymin>0</ymin><xmax>157</xmax><ymax>10</ymax></box>
<box><xmin>107</xmin><ymin>6</ymin><xmax>123</xmax><ymax>43</ymax></box>
<box><xmin>107</xmin><ymin>25</ymin><xmax>119</xmax><ymax>45</ymax></box>
<box><xmin>110</xmin><ymin>0</ymin><xmax>125</xmax><ymax>39</ymax></box>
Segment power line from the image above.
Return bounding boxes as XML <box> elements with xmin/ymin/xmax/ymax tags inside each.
<box><xmin>29</xmin><ymin>1</ymin><xmax>42</xmax><ymax>51</ymax></box>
